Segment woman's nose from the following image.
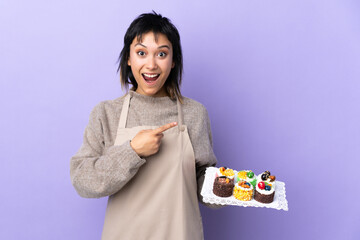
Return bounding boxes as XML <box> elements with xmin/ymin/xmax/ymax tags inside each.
<box><xmin>146</xmin><ymin>56</ymin><xmax>158</xmax><ymax>69</ymax></box>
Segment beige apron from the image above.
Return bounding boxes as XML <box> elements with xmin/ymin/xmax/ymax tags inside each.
<box><xmin>101</xmin><ymin>92</ymin><xmax>203</xmax><ymax>240</ymax></box>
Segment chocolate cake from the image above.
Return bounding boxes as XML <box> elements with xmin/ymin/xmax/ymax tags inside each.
<box><xmin>253</xmin><ymin>171</ymin><xmax>276</xmax><ymax>203</ymax></box>
<box><xmin>254</xmin><ymin>189</ymin><xmax>275</xmax><ymax>203</ymax></box>
<box><xmin>213</xmin><ymin>176</ymin><xmax>234</xmax><ymax>197</ymax></box>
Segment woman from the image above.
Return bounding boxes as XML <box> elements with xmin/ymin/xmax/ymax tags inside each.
<box><xmin>70</xmin><ymin>12</ymin><xmax>217</xmax><ymax>240</ymax></box>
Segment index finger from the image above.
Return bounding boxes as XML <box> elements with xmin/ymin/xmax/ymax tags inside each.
<box><xmin>153</xmin><ymin>122</ymin><xmax>178</xmax><ymax>134</ymax></box>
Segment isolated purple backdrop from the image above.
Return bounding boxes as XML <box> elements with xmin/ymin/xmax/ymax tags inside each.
<box><xmin>1</xmin><ymin>0</ymin><xmax>359</xmax><ymax>239</ymax></box>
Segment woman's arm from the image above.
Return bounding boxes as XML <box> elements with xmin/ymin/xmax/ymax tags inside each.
<box><xmin>70</xmin><ymin>102</ymin><xmax>146</xmax><ymax>198</ymax></box>
<box><xmin>190</xmin><ymin>103</ymin><xmax>222</xmax><ymax>209</ymax></box>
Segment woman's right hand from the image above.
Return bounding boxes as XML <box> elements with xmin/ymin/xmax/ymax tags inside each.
<box><xmin>130</xmin><ymin>122</ymin><xmax>177</xmax><ymax>157</ymax></box>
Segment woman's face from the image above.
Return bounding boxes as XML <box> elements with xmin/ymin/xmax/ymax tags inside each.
<box><xmin>128</xmin><ymin>32</ymin><xmax>174</xmax><ymax>97</ymax></box>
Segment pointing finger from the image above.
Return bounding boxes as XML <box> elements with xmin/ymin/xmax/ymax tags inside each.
<box><xmin>153</xmin><ymin>122</ymin><xmax>177</xmax><ymax>134</ymax></box>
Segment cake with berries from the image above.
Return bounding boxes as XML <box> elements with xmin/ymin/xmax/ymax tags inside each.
<box><xmin>237</xmin><ymin>170</ymin><xmax>257</xmax><ymax>188</ymax></box>
<box><xmin>213</xmin><ymin>176</ymin><xmax>235</xmax><ymax>197</ymax></box>
<box><xmin>215</xmin><ymin>167</ymin><xmax>235</xmax><ymax>180</ymax></box>
<box><xmin>256</xmin><ymin>171</ymin><xmax>276</xmax><ymax>189</ymax></box>
<box><xmin>254</xmin><ymin>171</ymin><xmax>276</xmax><ymax>203</ymax></box>
<box><xmin>233</xmin><ymin>180</ymin><xmax>254</xmax><ymax>201</ymax></box>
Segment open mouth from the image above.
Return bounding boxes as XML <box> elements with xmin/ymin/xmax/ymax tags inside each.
<box><xmin>142</xmin><ymin>73</ymin><xmax>160</xmax><ymax>83</ymax></box>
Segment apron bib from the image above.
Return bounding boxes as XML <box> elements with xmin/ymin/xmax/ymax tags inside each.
<box><xmin>101</xmin><ymin>92</ymin><xmax>203</xmax><ymax>240</ymax></box>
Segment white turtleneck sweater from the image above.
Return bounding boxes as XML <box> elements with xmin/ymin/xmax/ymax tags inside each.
<box><xmin>70</xmin><ymin>90</ymin><xmax>217</xmax><ymax>207</ymax></box>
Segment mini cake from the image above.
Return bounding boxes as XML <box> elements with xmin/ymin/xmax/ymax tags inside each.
<box><xmin>213</xmin><ymin>176</ymin><xmax>235</xmax><ymax>197</ymax></box>
<box><xmin>237</xmin><ymin>170</ymin><xmax>257</xmax><ymax>188</ymax></box>
<box><xmin>256</xmin><ymin>170</ymin><xmax>276</xmax><ymax>190</ymax></box>
<box><xmin>233</xmin><ymin>180</ymin><xmax>253</xmax><ymax>201</ymax></box>
<box><xmin>254</xmin><ymin>171</ymin><xmax>276</xmax><ymax>203</ymax></box>
<box><xmin>254</xmin><ymin>181</ymin><xmax>275</xmax><ymax>203</ymax></box>
<box><xmin>216</xmin><ymin>167</ymin><xmax>235</xmax><ymax>180</ymax></box>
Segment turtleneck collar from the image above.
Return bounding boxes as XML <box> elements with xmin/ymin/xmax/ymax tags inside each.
<box><xmin>129</xmin><ymin>90</ymin><xmax>176</xmax><ymax>104</ymax></box>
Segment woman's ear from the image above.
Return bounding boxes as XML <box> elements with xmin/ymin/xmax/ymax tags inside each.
<box><xmin>172</xmin><ymin>62</ymin><xmax>175</xmax><ymax>68</ymax></box>
<box><xmin>128</xmin><ymin>58</ymin><xmax>131</xmax><ymax>66</ymax></box>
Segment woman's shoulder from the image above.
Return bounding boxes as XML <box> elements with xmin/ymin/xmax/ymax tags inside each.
<box><xmin>182</xmin><ymin>96</ymin><xmax>208</xmax><ymax>115</ymax></box>
<box><xmin>182</xmin><ymin>97</ymin><xmax>213</xmax><ymax>143</ymax></box>
<box><xmin>102</xmin><ymin>95</ymin><xmax>126</xmax><ymax>109</ymax></box>
<box><xmin>182</xmin><ymin>96</ymin><xmax>210</xmax><ymax>124</ymax></box>
<box><xmin>89</xmin><ymin>95</ymin><xmax>126</xmax><ymax>120</ymax></box>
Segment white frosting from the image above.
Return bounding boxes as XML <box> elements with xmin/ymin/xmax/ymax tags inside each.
<box><xmin>255</xmin><ymin>182</ymin><xmax>275</xmax><ymax>195</ymax></box>
<box><xmin>234</xmin><ymin>181</ymin><xmax>254</xmax><ymax>191</ymax></box>
<box><xmin>216</xmin><ymin>168</ymin><xmax>235</xmax><ymax>179</ymax></box>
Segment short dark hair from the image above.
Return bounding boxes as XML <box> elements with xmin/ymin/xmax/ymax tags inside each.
<box><xmin>117</xmin><ymin>11</ymin><xmax>183</xmax><ymax>100</ymax></box>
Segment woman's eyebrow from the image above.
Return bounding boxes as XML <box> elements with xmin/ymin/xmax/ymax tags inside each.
<box><xmin>134</xmin><ymin>43</ymin><xmax>170</xmax><ymax>50</ymax></box>
<box><xmin>158</xmin><ymin>45</ymin><xmax>170</xmax><ymax>49</ymax></box>
<box><xmin>134</xmin><ymin>43</ymin><xmax>147</xmax><ymax>48</ymax></box>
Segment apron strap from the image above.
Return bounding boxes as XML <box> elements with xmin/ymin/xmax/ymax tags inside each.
<box><xmin>176</xmin><ymin>97</ymin><xmax>185</xmax><ymax>132</ymax></box>
<box><xmin>118</xmin><ymin>92</ymin><xmax>131</xmax><ymax>129</ymax></box>
<box><xmin>117</xmin><ymin>91</ymin><xmax>185</xmax><ymax>132</ymax></box>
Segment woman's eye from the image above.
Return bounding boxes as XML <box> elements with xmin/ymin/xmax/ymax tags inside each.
<box><xmin>158</xmin><ymin>52</ymin><xmax>167</xmax><ymax>57</ymax></box>
<box><xmin>137</xmin><ymin>51</ymin><xmax>146</xmax><ymax>56</ymax></box>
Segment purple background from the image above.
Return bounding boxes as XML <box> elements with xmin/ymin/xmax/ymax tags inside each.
<box><xmin>1</xmin><ymin>0</ymin><xmax>359</xmax><ymax>239</ymax></box>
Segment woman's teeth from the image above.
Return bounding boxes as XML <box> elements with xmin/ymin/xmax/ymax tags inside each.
<box><xmin>144</xmin><ymin>73</ymin><xmax>159</xmax><ymax>78</ymax></box>
<box><xmin>142</xmin><ymin>73</ymin><xmax>160</xmax><ymax>81</ymax></box>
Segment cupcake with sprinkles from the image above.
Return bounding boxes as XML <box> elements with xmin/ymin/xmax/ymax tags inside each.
<box><xmin>233</xmin><ymin>180</ymin><xmax>254</xmax><ymax>201</ymax></box>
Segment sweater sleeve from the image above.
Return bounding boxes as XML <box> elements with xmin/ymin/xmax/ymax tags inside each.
<box><xmin>70</xmin><ymin>102</ymin><xmax>146</xmax><ymax>198</ymax></box>
<box><xmin>191</xmin><ymin>105</ymin><xmax>222</xmax><ymax>209</ymax></box>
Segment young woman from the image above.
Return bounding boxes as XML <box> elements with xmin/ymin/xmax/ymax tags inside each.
<box><xmin>70</xmin><ymin>12</ymin><xmax>218</xmax><ymax>240</ymax></box>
